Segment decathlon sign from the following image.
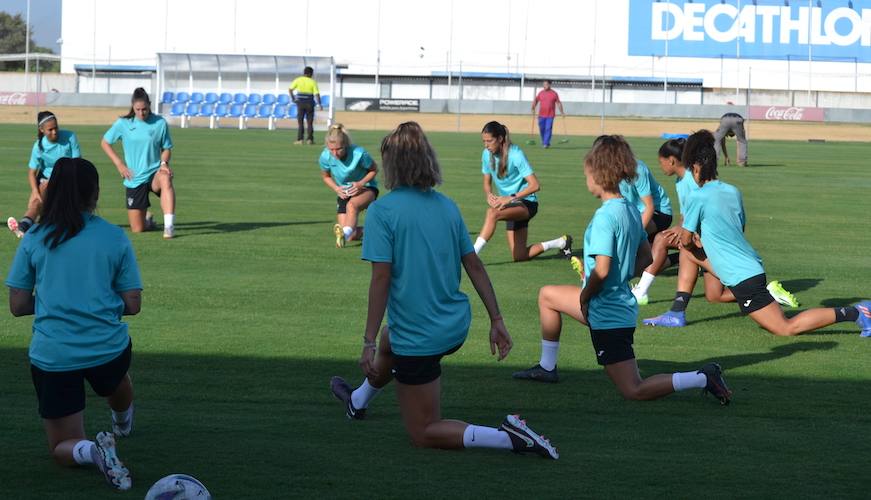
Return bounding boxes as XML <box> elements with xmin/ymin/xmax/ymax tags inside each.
<box><xmin>629</xmin><ymin>0</ymin><xmax>871</xmax><ymax>62</ymax></box>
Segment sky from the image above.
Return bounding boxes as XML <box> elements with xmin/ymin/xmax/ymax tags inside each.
<box><xmin>0</xmin><ymin>0</ymin><xmax>62</xmax><ymax>53</ymax></box>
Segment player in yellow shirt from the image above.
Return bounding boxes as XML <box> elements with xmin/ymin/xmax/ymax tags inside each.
<box><xmin>289</xmin><ymin>66</ymin><xmax>322</xmax><ymax>145</ymax></box>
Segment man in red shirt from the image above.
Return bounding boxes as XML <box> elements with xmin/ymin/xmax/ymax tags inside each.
<box><xmin>531</xmin><ymin>80</ymin><xmax>564</xmax><ymax>148</ymax></box>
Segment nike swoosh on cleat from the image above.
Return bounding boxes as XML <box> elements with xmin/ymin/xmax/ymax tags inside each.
<box><xmin>503</xmin><ymin>427</ymin><xmax>535</xmax><ymax>448</ymax></box>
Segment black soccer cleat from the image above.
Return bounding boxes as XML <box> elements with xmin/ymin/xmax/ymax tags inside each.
<box><xmin>330</xmin><ymin>376</ymin><xmax>366</xmax><ymax>420</ymax></box>
<box><xmin>560</xmin><ymin>234</ymin><xmax>574</xmax><ymax>259</ymax></box>
<box><xmin>511</xmin><ymin>364</ymin><xmax>559</xmax><ymax>383</ymax></box>
<box><xmin>500</xmin><ymin>414</ymin><xmax>559</xmax><ymax>459</ymax></box>
<box><xmin>698</xmin><ymin>362</ymin><xmax>732</xmax><ymax>406</ymax></box>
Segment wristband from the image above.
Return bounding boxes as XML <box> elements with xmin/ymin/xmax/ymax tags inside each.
<box><xmin>160</xmin><ymin>161</ymin><xmax>169</xmax><ymax>166</ymax></box>
<box><xmin>363</xmin><ymin>336</ymin><xmax>376</xmax><ymax>349</ymax></box>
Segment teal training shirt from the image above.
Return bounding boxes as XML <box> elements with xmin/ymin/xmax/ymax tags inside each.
<box><xmin>674</xmin><ymin>170</ymin><xmax>699</xmax><ymax>216</ymax></box>
<box><xmin>620</xmin><ymin>160</ymin><xmax>672</xmax><ymax>215</ymax></box>
<box><xmin>5</xmin><ymin>214</ymin><xmax>142</xmax><ymax>371</ymax></box>
<box><xmin>681</xmin><ymin>180</ymin><xmax>764</xmax><ymax>287</ymax></box>
<box><xmin>28</xmin><ymin>130</ymin><xmax>81</xmax><ymax>179</ymax></box>
<box><xmin>103</xmin><ymin>114</ymin><xmax>173</xmax><ymax>188</ymax></box>
<box><xmin>481</xmin><ymin>144</ymin><xmax>538</xmax><ymax>202</ymax></box>
<box><xmin>362</xmin><ymin>187</ymin><xmax>474</xmax><ymax>356</ymax></box>
<box><xmin>318</xmin><ymin>144</ymin><xmax>378</xmax><ymax>189</ymax></box>
<box><xmin>583</xmin><ymin>197</ymin><xmax>647</xmax><ymax>329</ymax></box>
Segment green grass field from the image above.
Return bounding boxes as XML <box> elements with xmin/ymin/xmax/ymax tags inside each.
<box><xmin>0</xmin><ymin>122</ymin><xmax>868</xmax><ymax>499</ymax></box>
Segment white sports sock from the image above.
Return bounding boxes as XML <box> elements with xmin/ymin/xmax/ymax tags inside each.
<box><xmin>342</xmin><ymin>226</ymin><xmax>354</xmax><ymax>240</ymax></box>
<box><xmin>672</xmin><ymin>371</ymin><xmax>707</xmax><ymax>391</ymax></box>
<box><xmin>72</xmin><ymin>440</ymin><xmax>96</xmax><ymax>465</ymax></box>
<box><xmin>112</xmin><ymin>403</ymin><xmax>133</xmax><ymax>424</ymax></box>
<box><xmin>163</xmin><ymin>213</ymin><xmax>175</xmax><ymax>228</ymax></box>
<box><xmin>540</xmin><ymin>235</ymin><xmax>567</xmax><ymax>252</ymax></box>
<box><xmin>635</xmin><ymin>272</ymin><xmax>656</xmax><ymax>296</ymax></box>
<box><xmin>351</xmin><ymin>379</ymin><xmax>381</xmax><ymax>409</ymax></box>
<box><xmin>539</xmin><ymin>340</ymin><xmax>560</xmax><ymax>371</ymax></box>
<box><xmin>473</xmin><ymin>237</ymin><xmax>487</xmax><ymax>254</ymax></box>
<box><xmin>462</xmin><ymin>425</ymin><xmax>512</xmax><ymax>450</ymax></box>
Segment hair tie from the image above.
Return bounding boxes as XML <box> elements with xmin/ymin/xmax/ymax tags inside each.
<box><xmin>38</xmin><ymin>114</ymin><xmax>56</xmax><ymax>127</ymax></box>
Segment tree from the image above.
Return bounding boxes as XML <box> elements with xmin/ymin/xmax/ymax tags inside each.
<box><xmin>0</xmin><ymin>11</ymin><xmax>58</xmax><ymax>72</ymax></box>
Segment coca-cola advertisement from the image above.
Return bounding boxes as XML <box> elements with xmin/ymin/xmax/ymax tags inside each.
<box><xmin>0</xmin><ymin>92</ymin><xmax>39</xmax><ymax>106</ymax></box>
<box><xmin>749</xmin><ymin>105</ymin><xmax>825</xmax><ymax>122</ymax></box>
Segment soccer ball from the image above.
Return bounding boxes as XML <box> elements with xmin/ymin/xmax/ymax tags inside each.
<box><xmin>145</xmin><ymin>473</ymin><xmax>211</xmax><ymax>500</ymax></box>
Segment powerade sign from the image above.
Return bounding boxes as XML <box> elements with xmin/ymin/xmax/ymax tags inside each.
<box><xmin>629</xmin><ymin>0</ymin><xmax>871</xmax><ymax>62</ymax></box>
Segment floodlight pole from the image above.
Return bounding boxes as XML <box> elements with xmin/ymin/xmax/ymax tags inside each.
<box><xmin>25</xmin><ymin>0</ymin><xmax>31</xmax><ymax>91</ymax></box>
<box><xmin>329</xmin><ymin>58</ymin><xmax>336</xmax><ymax>126</ymax></box>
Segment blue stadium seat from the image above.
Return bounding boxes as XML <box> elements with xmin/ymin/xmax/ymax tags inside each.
<box><xmin>321</xmin><ymin>95</ymin><xmax>330</xmax><ymax>108</ymax></box>
<box><xmin>258</xmin><ymin>103</ymin><xmax>272</xmax><ymax>119</ymax></box>
<box><xmin>288</xmin><ymin>103</ymin><xmax>298</xmax><ymax>118</ymax></box>
<box><xmin>277</xmin><ymin>94</ymin><xmax>290</xmax><ymax>105</ymax></box>
<box><xmin>204</xmin><ymin>92</ymin><xmax>218</xmax><ymax>104</ymax></box>
<box><xmin>189</xmin><ymin>92</ymin><xmax>204</xmax><ymax>105</ymax></box>
<box><xmin>198</xmin><ymin>103</ymin><xmax>214</xmax><ymax>117</ymax></box>
<box><xmin>219</xmin><ymin>93</ymin><xmax>232</xmax><ymax>105</ymax></box>
<box><xmin>233</xmin><ymin>93</ymin><xmax>247</xmax><ymax>105</ymax></box>
<box><xmin>215</xmin><ymin>103</ymin><xmax>229</xmax><ymax>117</ymax></box>
<box><xmin>169</xmin><ymin>102</ymin><xmax>185</xmax><ymax>117</ymax></box>
<box><xmin>161</xmin><ymin>91</ymin><xmax>174</xmax><ymax>104</ymax></box>
<box><xmin>262</xmin><ymin>93</ymin><xmax>277</xmax><ymax>106</ymax></box>
<box><xmin>228</xmin><ymin>103</ymin><xmax>243</xmax><ymax>117</ymax></box>
<box><xmin>269</xmin><ymin>104</ymin><xmax>287</xmax><ymax>130</ymax></box>
<box><xmin>175</xmin><ymin>92</ymin><xmax>190</xmax><ymax>104</ymax></box>
<box><xmin>239</xmin><ymin>103</ymin><xmax>258</xmax><ymax>129</ymax></box>
<box><xmin>247</xmin><ymin>93</ymin><xmax>262</xmax><ymax>105</ymax></box>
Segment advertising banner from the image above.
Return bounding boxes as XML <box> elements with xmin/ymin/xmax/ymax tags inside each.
<box><xmin>0</xmin><ymin>92</ymin><xmax>39</xmax><ymax>106</ymax></box>
<box><xmin>345</xmin><ymin>98</ymin><xmax>420</xmax><ymax>112</ymax></box>
<box><xmin>629</xmin><ymin>0</ymin><xmax>871</xmax><ymax>62</ymax></box>
<box><xmin>748</xmin><ymin>105</ymin><xmax>825</xmax><ymax>121</ymax></box>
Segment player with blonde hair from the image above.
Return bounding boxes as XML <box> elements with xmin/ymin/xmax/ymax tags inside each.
<box><xmin>318</xmin><ymin>123</ymin><xmax>378</xmax><ymax>247</ymax></box>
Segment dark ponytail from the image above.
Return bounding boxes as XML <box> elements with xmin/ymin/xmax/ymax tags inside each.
<box><xmin>682</xmin><ymin>130</ymin><xmax>718</xmax><ymax>183</ymax></box>
<box><xmin>658</xmin><ymin>138</ymin><xmax>685</xmax><ymax>161</ymax></box>
<box><xmin>34</xmin><ymin>157</ymin><xmax>100</xmax><ymax>249</ymax></box>
<box><xmin>122</xmin><ymin>87</ymin><xmax>151</xmax><ymax>119</ymax></box>
<box><xmin>481</xmin><ymin>121</ymin><xmax>512</xmax><ymax>179</ymax></box>
<box><xmin>36</xmin><ymin>110</ymin><xmax>57</xmax><ymax>152</ymax></box>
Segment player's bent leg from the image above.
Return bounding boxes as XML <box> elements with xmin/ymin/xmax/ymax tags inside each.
<box><xmin>127</xmin><ymin>209</ymin><xmax>148</xmax><ymax>233</ymax></box>
<box><xmin>703</xmin><ymin>273</ymin><xmax>734</xmax><ymax>303</ymax></box>
<box><xmin>604</xmin><ymin>359</ymin><xmax>674</xmax><ymax>401</ymax></box>
<box><xmin>749</xmin><ymin>302</ymin><xmax>836</xmax><ymax>337</ymax></box>
<box><xmin>395</xmin><ymin>377</ymin><xmax>466</xmax><ymax>449</ymax></box>
<box><xmin>43</xmin><ymin>411</ymin><xmax>87</xmax><ymax>466</ymax></box>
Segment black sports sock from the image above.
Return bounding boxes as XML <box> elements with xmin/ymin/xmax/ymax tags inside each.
<box><xmin>670</xmin><ymin>292</ymin><xmax>692</xmax><ymax>313</ymax></box>
<box><xmin>18</xmin><ymin>216</ymin><xmax>33</xmax><ymax>232</ymax></box>
<box><xmin>834</xmin><ymin>306</ymin><xmax>859</xmax><ymax>323</ymax></box>
<box><xmin>667</xmin><ymin>253</ymin><xmax>680</xmax><ymax>267</ymax></box>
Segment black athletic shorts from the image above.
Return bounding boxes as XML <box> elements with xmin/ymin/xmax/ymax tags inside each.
<box><xmin>391</xmin><ymin>342</ymin><xmax>463</xmax><ymax>385</ymax></box>
<box><xmin>649</xmin><ymin>211</ymin><xmax>674</xmax><ymax>243</ymax></box>
<box><xmin>125</xmin><ymin>173</ymin><xmax>158</xmax><ymax>210</ymax></box>
<box><xmin>589</xmin><ymin>327</ymin><xmax>636</xmax><ymax>366</ymax></box>
<box><xmin>31</xmin><ymin>339</ymin><xmax>132</xmax><ymax>419</ymax></box>
<box><xmin>728</xmin><ymin>273</ymin><xmax>775</xmax><ymax>314</ymax></box>
<box><xmin>505</xmin><ymin>199</ymin><xmax>539</xmax><ymax>231</ymax></box>
<box><xmin>336</xmin><ymin>187</ymin><xmax>379</xmax><ymax>214</ymax></box>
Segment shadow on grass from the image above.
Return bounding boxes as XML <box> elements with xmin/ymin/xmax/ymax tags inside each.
<box><xmin>0</xmin><ymin>344</ymin><xmax>867</xmax><ymax>499</ymax></box>
<box><xmin>119</xmin><ymin>220</ymin><xmax>331</xmax><ymax>237</ymax></box>
<box><xmin>778</xmin><ymin>278</ymin><xmax>823</xmax><ymax>294</ymax></box>
<box><xmin>819</xmin><ymin>297</ymin><xmax>867</xmax><ymax>308</ymax></box>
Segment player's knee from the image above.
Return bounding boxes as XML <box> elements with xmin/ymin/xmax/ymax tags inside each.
<box><xmin>485</xmin><ymin>207</ymin><xmax>499</xmax><ymax>220</ymax></box>
<box><xmin>617</xmin><ymin>384</ymin><xmax>645</xmax><ymax>401</ymax></box>
<box><xmin>512</xmin><ymin>251</ymin><xmax>530</xmax><ymax>263</ymax></box>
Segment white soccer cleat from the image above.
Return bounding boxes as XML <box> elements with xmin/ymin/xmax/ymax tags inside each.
<box><xmin>163</xmin><ymin>225</ymin><xmax>175</xmax><ymax>239</ymax></box>
<box><xmin>7</xmin><ymin>217</ymin><xmax>23</xmax><ymax>238</ymax></box>
<box><xmin>93</xmin><ymin>431</ymin><xmax>132</xmax><ymax>491</ymax></box>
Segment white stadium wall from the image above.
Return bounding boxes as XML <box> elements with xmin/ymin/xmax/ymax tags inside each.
<box><xmin>60</xmin><ymin>0</ymin><xmax>871</xmax><ymax>94</ymax></box>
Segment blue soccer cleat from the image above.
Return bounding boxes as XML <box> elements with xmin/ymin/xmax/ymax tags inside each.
<box><xmin>642</xmin><ymin>310</ymin><xmax>686</xmax><ymax>328</ymax></box>
<box><xmin>855</xmin><ymin>301</ymin><xmax>871</xmax><ymax>338</ymax></box>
